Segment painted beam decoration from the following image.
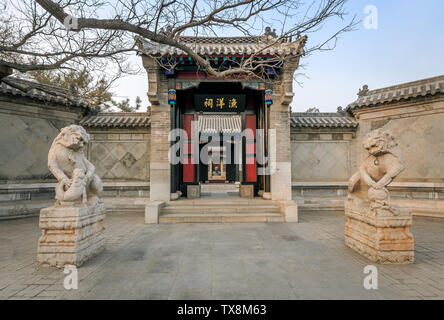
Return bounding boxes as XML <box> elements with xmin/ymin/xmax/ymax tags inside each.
<box><xmin>195</xmin><ymin>94</ymin><xmax>245</xmax><ymax>112</ymax></box>
<box><xmin>168</xmin><ymin>89</ymin><xmax>176</xmax><ymax>105</ymax></box>
<box><xmin>265</xmin><ymin>89</ymin><xmax>273</xmax><ymax>105</ymax></box>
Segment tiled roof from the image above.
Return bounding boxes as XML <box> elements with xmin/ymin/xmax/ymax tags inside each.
<box><xmin>136</xmin><ymin>35</ymin><xmax>306</xmax><ymax>57</ymax></box>
<box><xmin>81</xmin><ymin>112</ymin><xmax>356</xmax><ymax>130</ymax></box>
<box><xmin>80</xmin><ymin>112</ymin><xmax>151</xmax><ymax>128</ymax></box>
<box><xmin>198</xmin><ymin>114</ymin><xmax>242</xmax><ymax>134</ymax></box>
<box><xmin>290</xmin><ymin>112</ymin><xmax>358</xmax><ymax>129</ymax></box>
<box><xmin>347</xmin><ymin>75</ymin><xmax>444</xmax><ymax>112</ymax></box>
<box><xmin>0</xmin><ymin>76</ymin><xmax>90</xmax><ymax>110</ymax></box>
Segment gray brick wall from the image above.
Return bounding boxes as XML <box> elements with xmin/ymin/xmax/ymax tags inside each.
<box><xmin>87</xmin><ymin>130</ymin><xmax>150</xmax><ymax>182</ymax></box>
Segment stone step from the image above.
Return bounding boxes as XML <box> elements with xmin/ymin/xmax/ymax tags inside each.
<box><xmin>201</xmin><ymin>184</ymin><xmax>239</xmax><ymax>192</ymax></box>
<box><xmin>159</xmin><ymin>212</ymin><xmax>284</xmax><ymax>223</ymax></box>
<box><xmin>107</xmin><ymin>207</ymin><xmax>145</xmax><ymax>214</ymax></box>
<box><xmin>103</xmin><ymin>197</ymin><xmax>147</xmax><ymax>214</ymax></box>
<box><xmin>0</xmin><ymin>199</ymin><xmax>54</xmax><ymax>220</ymax></box>
<box><xmin>298</xmin><ymin>204</ymin><xmax>344</xmax><ymax>211</ymax></box>
<box><xmin>105</xmin><ymin>203</ymin><xmax>146</xmax><ymax>211</ymax></box>
<box><xmin>295</xmin><ymin>197</ymin><xmax>345</xmax><ymax>212</ymax></box>
<box><xmin>165</xmin><ymin>199</ymin><xmax>277</xmax><ymax>207</ymax></box>
<box><xmin>161</xmin><ymin>205</ymin><xmax>280</xmax><ymax>214</ymax></box>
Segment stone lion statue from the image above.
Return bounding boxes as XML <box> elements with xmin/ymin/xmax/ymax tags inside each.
<box><xmin>48</xmin><ymin>125</ymin><xmax>102</xmax><ymax>205</ymax></box>
<box><xmin>347</xmin><ymin>129</ymin><xmax>404</xmax><ymax>215</ymax></box>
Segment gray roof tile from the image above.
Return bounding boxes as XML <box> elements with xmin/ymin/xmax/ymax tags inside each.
<box><xmin>82</xmin><ymin>111</ymin><xmax>357</xmax><ymax>130</ymax></box>
<box><xmin>291</xmin><ymin>112</ymin><xmax>358</xmax><ymax>129</ymax></box>
<box><xmin>347</xmin><ymin>75</ymin><xmax>444</xmax><ymax>112</ymax></box>
<box><xmin>136</xmin><ymin>35</ymin><xmax>307</xmax><ymax>57</ymax></box>
<box><xmin>0</xmin><ymin>76</ymin><xmax>90</xmax><ymax>110</ymax></box>
<box><xmin>80</xmin><ymin>112</ymin><xmax>151</xmax><ymax>128</ymax></box>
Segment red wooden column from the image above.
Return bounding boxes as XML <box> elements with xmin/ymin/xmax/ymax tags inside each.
<box><xmin>245</xmin><ymin>115</ymin><xmax>257</xmax><ymax>182</ymax></box>
<box><xmin>183</xmin><ymin>114</ymin><xmax>195</xmax><ymax>183</ymax></box>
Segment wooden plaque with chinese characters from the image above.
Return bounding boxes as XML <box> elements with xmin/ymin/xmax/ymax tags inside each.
<box><xmin>194</xmin><ymin>94</ymin><xmax>245</xmax><ymax>112</ymax></box>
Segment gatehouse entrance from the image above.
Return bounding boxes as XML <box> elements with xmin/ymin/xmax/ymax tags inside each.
<box><xmin>141</xmin><ymin>33</ymin><xmax>303</xmax><ymax>209</ymax></box>
<box><xmin>170</xmin><ymin>82</ymin><xmax>269</xmax><ymax>198</ymax></box>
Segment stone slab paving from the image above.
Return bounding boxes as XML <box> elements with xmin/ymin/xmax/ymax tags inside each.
<box><xmin>1</xmin><ymin>210</ymin><xmax>444</xmax><ymax>300</ymax></box>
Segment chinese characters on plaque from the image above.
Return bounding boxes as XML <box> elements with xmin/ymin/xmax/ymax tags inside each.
<box><xmin>195</xmin><ymin>94</ymin><xmax>246</xmax><ymax>112</ymax></box>
<box><xmin>204</xmin><ymin>97</ymin><xmax>237</xmax><ymax>109</ymax></box>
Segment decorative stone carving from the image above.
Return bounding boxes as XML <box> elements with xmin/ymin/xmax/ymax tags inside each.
<box><xmin>38</xmin><ymin>125</ymin><xmax>105</xmax><ymax>267</ymax></box>
<box><xmin>187</xmin><ymin>185</ymin><xmax>201</xmax><ymax>199</ymax></box>
<box><xmin>48</xmin><ymin>125</ymin><xmax>103</xmax><ymax>205</ymax></box>
<box><xmin>345</xmin><ymin>129</ymin><xmax>414</xmax><ymax>264</ymax></box>
<box><xmin>240</xmin><ymin>185</ymin><xmax>254</xmax><ymax>198</ymax></box>
<box><xmin>358</xmin><ymin>84</ymin><xmax>369</xmax><ymax>97</ymax></box>
<box><xmin>264</xmin><ymin>26</ymin><xmax>278</xmax><ymax>38</ymax></box>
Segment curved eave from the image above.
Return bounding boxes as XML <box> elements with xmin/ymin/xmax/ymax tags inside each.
<box><xmin>136</xmin><ymin>35</ymin><xmax>306</xmax><ymax>58</ymax></box>
<box><xmin>347</xmin><ymin>91</ymin><xmax>444</xmax><ymax>114</ymax></box>
<box><xmin>0</xmin><ymin>85</ymin><xmax>90</xmax><ymax>111</ymax></box>
<box><xmin>347</xmin><ymin>76</ymin><xmax>444</xmax><ymax>114</ymax></box>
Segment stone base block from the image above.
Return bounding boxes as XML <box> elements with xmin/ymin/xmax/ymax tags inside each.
<box><xmin>145</xmin><ymin>200</ymin><xmax>165</xmax><ymax>224</ymax></box>
<box><xmin>170</xmin><ymin>192</ymin><xmax>179</xmax><ymax>200</ymax></box>
<box><xmin>240</xmin><ymin>185</ymin><xmax>254</xmax><ymax>198</ymax></box>
<box><xmin>344</xmin><ymin>205</ymin><xmax>414</xmax><ymax>264</ymax></box>
<box><xmin>37</xmin><ymin>202</ymin><xmax>106</xmax><ymax>268</ymax></box>
<box><xmin>277</xmin><ymin>200</ymin><xmax>298</xmax><ymax>223</ymax></box>
<box><xmin>262</xmin><ymin>192</ymin><xmax>272</xmax><ymax>200</ymax></box>
<box><xmin>187</xmin><ymin>185</ymin><xmax>201</xmax><ymax>199</ymax></box>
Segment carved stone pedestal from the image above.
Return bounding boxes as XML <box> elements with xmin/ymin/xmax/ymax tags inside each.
<box><xmin>344</xmin><ymin>128</ymin><xmax>415</xmax><ymax>264</ymax></box>
<box><xmin>37</xmin><ymin>202</ymin><xmax>106</xmax><ymax>268</ymax></box>
<box><xmin>187</xmin><ymin>185</ymin><xmax>201</xmax><ymax>199</ymax></box>
<box><xmin>240</xmin><ymin>185</ymin><xmax>254</xmax><ymax>198</ymax></box>
<box><xmin>345</xmin><ymin>201</ymin><xmax>414</xmax><ymax>264</ymax></box>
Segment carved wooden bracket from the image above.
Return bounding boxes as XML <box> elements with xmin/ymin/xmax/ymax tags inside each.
<box><xmin>142</xmin><ymin>56</ymin><xmax>160</xmax><ymax>105</ymax></box>
<box><xmin>279</xmin><ymin>57</ymin><xmax>301</xmax><ymax>106</ymax></box>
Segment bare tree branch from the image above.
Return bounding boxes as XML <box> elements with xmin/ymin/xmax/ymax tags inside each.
<box><xmin>0</xmin><ymin>0</ymin><xmax>356</xmax><ymax>79</ymax></box>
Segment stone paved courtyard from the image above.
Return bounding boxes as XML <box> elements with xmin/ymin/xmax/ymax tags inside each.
<box><xmin>1</xmin><ymin>209</ymin><xmax>444</xmax><ymax>300</ymax></box>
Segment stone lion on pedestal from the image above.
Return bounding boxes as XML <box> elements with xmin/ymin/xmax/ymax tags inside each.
<box><xmin>48</xmin><ymin>124</ymin><xmax>103</xmax><ymax>206</ymax></box>
<box><xmin>39</xmin><ymin>124</ymin><xmax>105</xmax><ymax>267</ymax></box>
<box><xmin>347</xmin><ymin>129</ymin><xmax>404</xmax><ymax>216</ymax></box>
<box><xmin>345</xmin><ymin>128</ymin><xmax>414</xmax><ymax>264</ymax></box>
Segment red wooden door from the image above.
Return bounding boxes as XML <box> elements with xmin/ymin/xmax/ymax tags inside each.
<box><xmin>245</xmin><ymin>114</ymin><xmax>257</xmax><ymax>182</ymax></box>
<box><xmin>183</xmin><ymin>114</ymin><xmax>195</xmax><ymax>182</ymax></box>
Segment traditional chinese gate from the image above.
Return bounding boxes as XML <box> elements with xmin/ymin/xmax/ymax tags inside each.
<box><xmin>171</xmin><ymin>81</ymin><xmax>268</xmax><ymax>197</ymax></box>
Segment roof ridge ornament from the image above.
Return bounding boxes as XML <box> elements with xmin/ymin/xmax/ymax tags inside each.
<box><xmin>358</xmin><ymin>84</ymin><xmax>370</xmax><ymax>97</ymax></box>
<box><xmin>264</xmin><ymin>27</ymin><xmax>277</xmax><ymax>38</ymax></box>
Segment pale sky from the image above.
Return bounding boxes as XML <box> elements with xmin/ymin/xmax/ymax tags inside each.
<box><xmin>111</xmin><ymin>0</ymin><xmax>444</xmax><ymax>113</ymax></box>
